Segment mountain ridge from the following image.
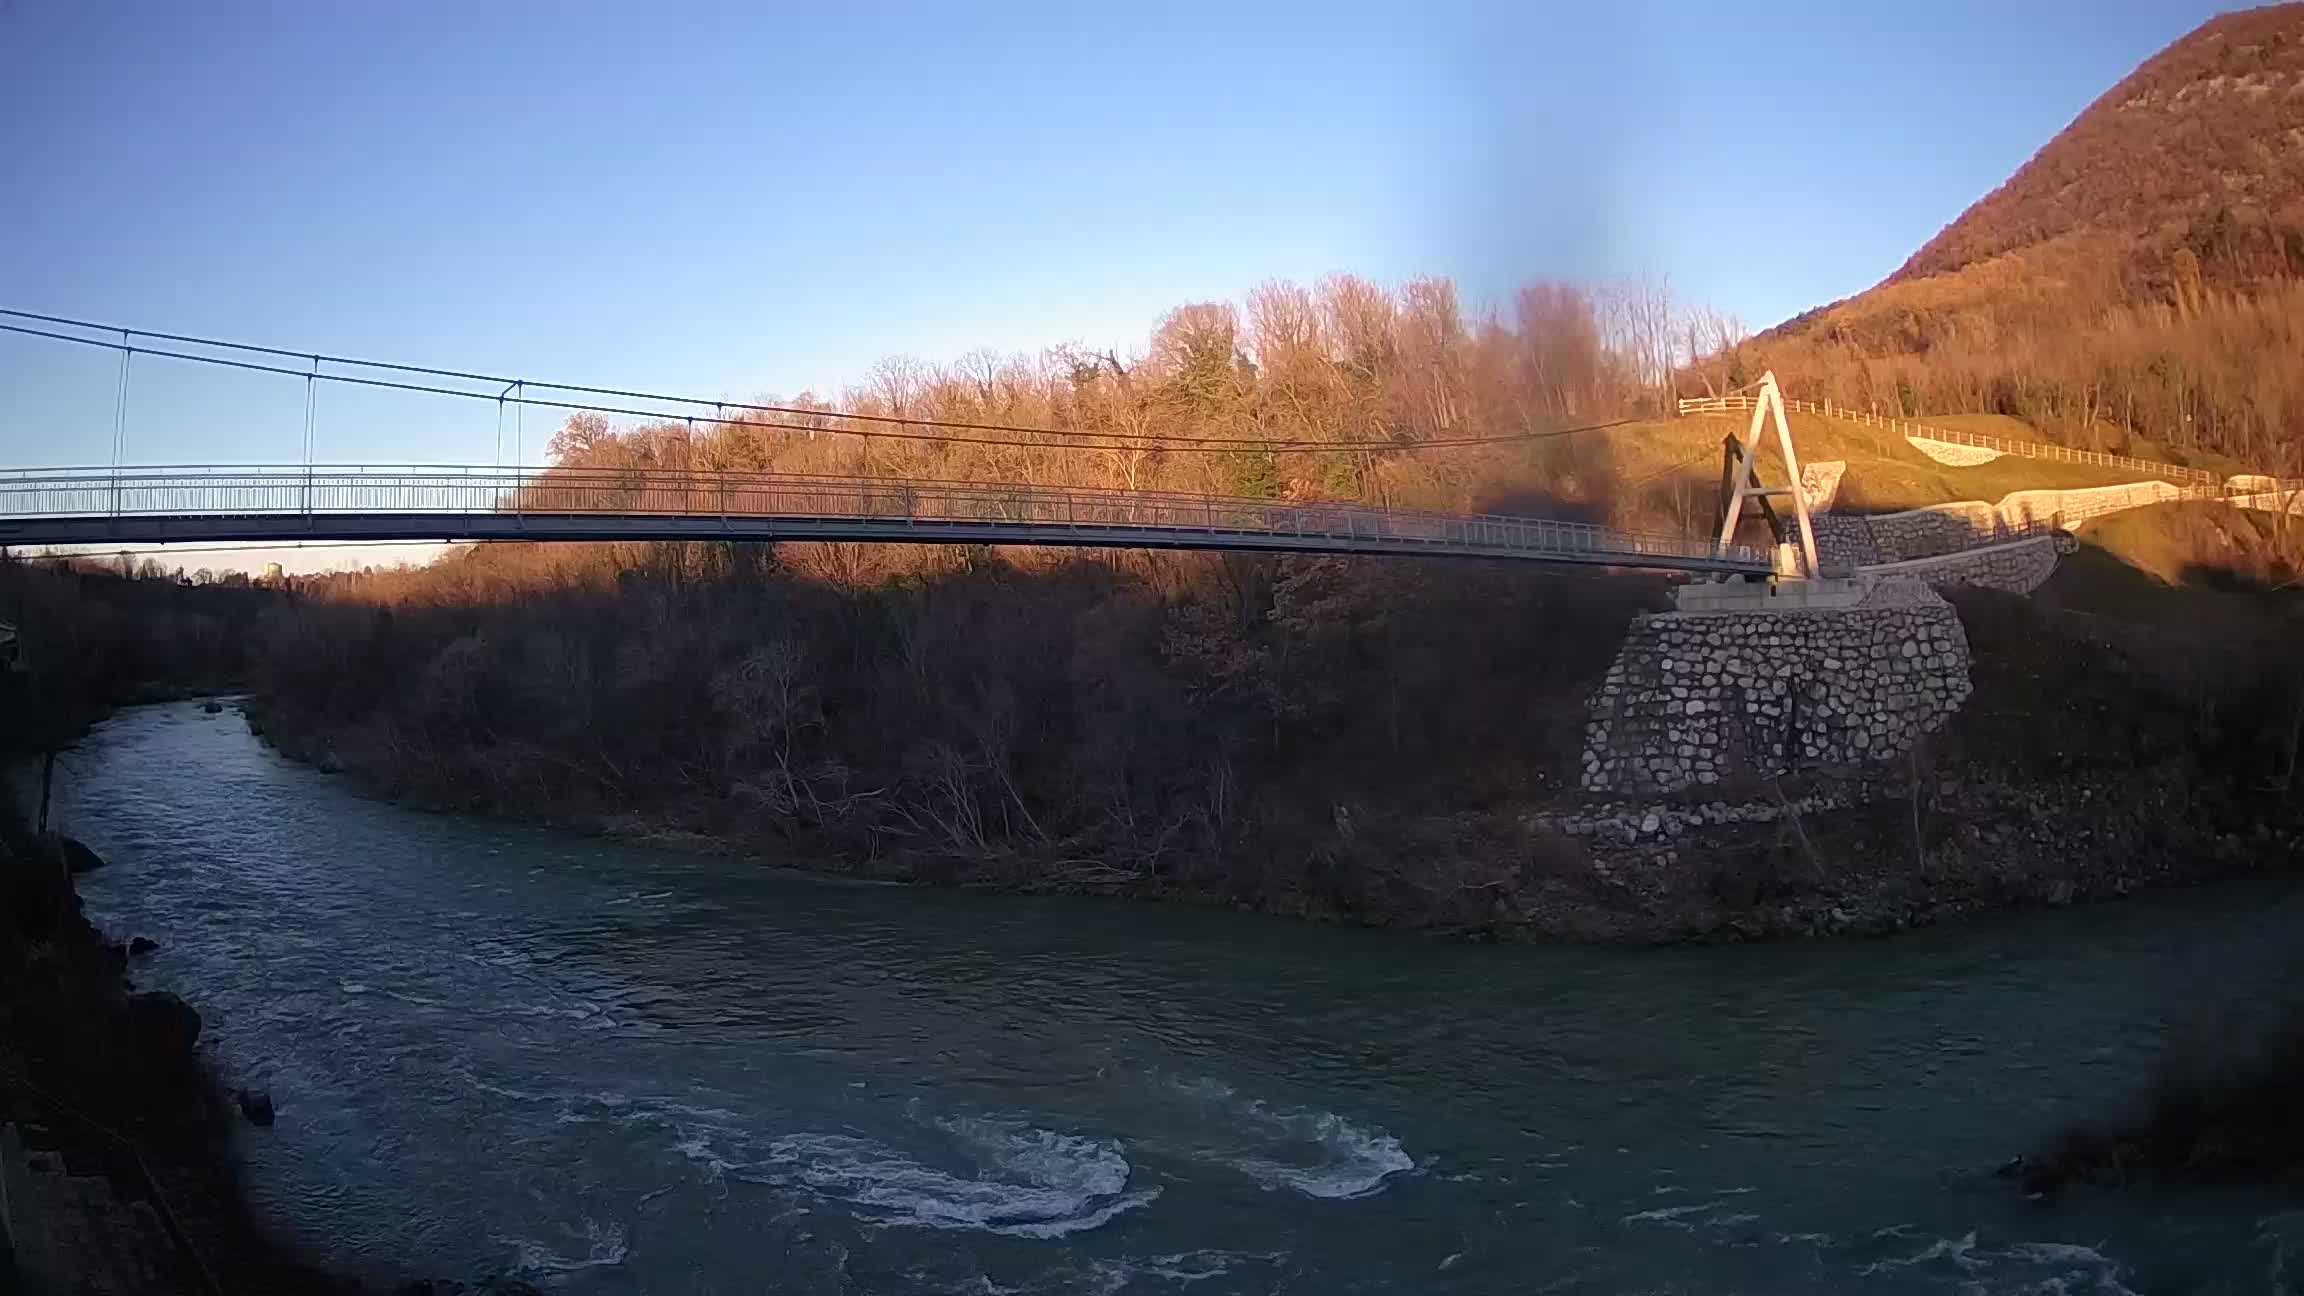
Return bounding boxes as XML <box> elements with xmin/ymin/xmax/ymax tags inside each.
<box><xmin>1889</xmin><ymin>3</ymin><xmax>2304</xmax><ymax>288</ymax></box>
<box><xmin>1729</xmin><ymin>4</ymin><xmax>2304</xmax><ymax>467</ymax></box>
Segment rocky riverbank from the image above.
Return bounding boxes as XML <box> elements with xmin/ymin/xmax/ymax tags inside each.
<box><xmin>0</xmin><ymin>818</ymin><xmax>544</xmax><ymax>1295</ymax></box>
<box><xmin>1517</xmin><ymin>762</ymin><xmax>2297</xmax><ymax>942</ymax></box>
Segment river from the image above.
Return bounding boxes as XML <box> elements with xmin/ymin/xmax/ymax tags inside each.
<box><xmin>34</xmin><ymin>701</ymin><xmax>2304</xmax><ymax>1293</ymax></box>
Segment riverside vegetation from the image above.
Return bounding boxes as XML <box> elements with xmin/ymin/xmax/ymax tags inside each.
<box><xmin>235</xmin><ymin>268</ymin><xmax>2304</xmax><ymax>940</ymax></box>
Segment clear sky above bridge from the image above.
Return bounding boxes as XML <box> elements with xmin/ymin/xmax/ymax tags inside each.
<box><xmin>0</xmin><ymin>0</ymin><xmax>2234</xmax><ymax>568</ymax></box>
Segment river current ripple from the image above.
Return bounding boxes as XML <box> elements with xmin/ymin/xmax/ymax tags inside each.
<box><xmin>43</xmin><ymin>702</ymin><xmax>2304</xmax><ymax>1293</ymax></box>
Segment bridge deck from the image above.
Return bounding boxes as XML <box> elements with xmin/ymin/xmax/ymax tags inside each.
<box><xmin>0</xmin><ymin>467</ymin><xmax>1774</xmax><ymax>576</ymax></box>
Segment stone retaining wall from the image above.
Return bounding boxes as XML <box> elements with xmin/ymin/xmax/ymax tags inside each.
<box><xmin>1857</xmin><ymin>536</ymin><xmax>2062</xmax><ymax>595</ymax></box>
<box><xmin>1862</xmin><ymin>507</ymin><xmax>2000</xmax><ymax>562</ymax></box>
<box><xmin>1530</xmin><ymin>790</ymin><xmax>1849</xmax><ymax>846</ymax></box>
<box><xmin>1810</xmin><ymin>514</ymin><xmax>1882</xmax><ymax>567</ymax></box>
<box><xmin>1812</xmin><ymin>508</ymin><xmax>1998</xmax><ymax>565</ymax></box>
<box><xmin>1581</xmin><ymin>583</ymin><xmax>1972</xmax><ymax>795</ymax></box>
<box><xmin>1908</xmin><ymin>482</ymin><xmax>2196</xmax><ymax>543</ymax></box>
<box><xmin>1823</xmin><ymin>482</ymin><xmax>2196</xmax><ymax>564</ymax></box>
<box><xmin>2232</xmin><ymin>489</ymin><xmax>2304</xmax><ymax>515</ymax></box>
<box><xmin>1997</xmin><ymin>482</ymin><xmax>2194</xmax><ymax>527</ymax></box>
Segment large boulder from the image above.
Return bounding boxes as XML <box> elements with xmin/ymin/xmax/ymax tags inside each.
<box><xmin>2</xmin><ymin>844</ymin><xmax>68</xmax><ymax>941</ymax></box>
<box><xmin>125</xmin><ymin>990</ymin><xmax>201</xmax><ymax>1057</ymax></box>
<box><xmin>234</xmin><ymin>1088</ymin><xmax>276</xmax><ymax>1126</ymax></box>
<box><xmin>58</xmin><ymin>836</ymin><xmax>105</xmax><ymax>875</ymax></box>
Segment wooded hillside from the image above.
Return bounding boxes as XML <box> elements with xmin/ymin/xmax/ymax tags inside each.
<box><xmin>1721</xmin><ymin>5</ymin><xmax>2304</xmax><ymax>469</ymax></box>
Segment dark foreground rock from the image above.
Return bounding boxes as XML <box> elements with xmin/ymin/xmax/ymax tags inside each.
<box><xmin>1</xmin><ymin>827</ymin><xmax>352</xmax><ymax>1294</ymax></box>
<box><xmin>58</xmin><ymin>834</ymin><xmax>105</xmax><ymax>874</ymax></box>
<box><xmin>127</xmin><ymin>990</ymin><xmax>203</xmax><ymax>1060</ymax></box>
<box><xmin>2005</xmin><ymin>1007</ymin><xmax>2304</xmax><ymax>1192</ymax></box>
<box><xmin>235</xmin><ymin>1088</ymin><xmax>276</xmax><ymax>1126</ymax></box>
<box><xmin>0</xmin><ymin>822</ymin><xmax>551</xmax><ymax>1294</ymax></box>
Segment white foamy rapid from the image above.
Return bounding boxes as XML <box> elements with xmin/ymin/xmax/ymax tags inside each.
<box><xmin>1171</xmin><ymin>1079</ymin><xmax>1415</xmax><ymax>1200</ymax></box>
<box><xmin>762</xmin><ymin>1116</ymin><xmax>1157</xmax><ymax>1239</ymax></box>
<box><xmin>970</xmin><ymin>1249</ymin><xmax>1292</xmax><ymax>1296</ymax></box>
<box><xmin>1830</xmin><ymin>1228</ymin><xmax>2139</xmax><ymax>1294</ymax></box>
<box><xmin>1623</xmin><ymin>1200</ymin><xmax>1738</xmax><ymax>1227</ymax></box>
<box><xmin>1621</xmin><ymin>1203</ymin><xmax>2141</xmax><ymax>1294</ymax></box>
<box><xmin>496</xmin><ymin>1216</ymin><xmax>630</xmax><ymax>1275</ymax></box>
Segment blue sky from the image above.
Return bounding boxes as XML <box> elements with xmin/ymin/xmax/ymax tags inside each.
<box><xmin>0</xmin><ymin>0</ymin><xmax>2239</xmax><ymax>564</ymax></box>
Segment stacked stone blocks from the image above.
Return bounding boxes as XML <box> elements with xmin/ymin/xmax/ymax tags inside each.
<box><xmin>1581</xmin><ymin>587</ymin><xmax>1972</xmax><ymax>795</ymax></box>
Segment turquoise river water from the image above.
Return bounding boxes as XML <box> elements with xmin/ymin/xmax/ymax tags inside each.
<box><xmin>41</xmin><ymin>702</ymin><xmax>2304</xmax><ymax>1293</ymax></box>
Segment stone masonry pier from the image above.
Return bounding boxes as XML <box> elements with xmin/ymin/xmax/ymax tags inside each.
<box><xmin>1580</xmin><ymin>579</ymin><xmax>1972</xmax><ymax>795</ymax></box>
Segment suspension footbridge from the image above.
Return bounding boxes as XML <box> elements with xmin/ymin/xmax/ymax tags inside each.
<box><xmin>0</xmin><ymin>466</ymin><xmax>1773</xmax><ymax>574</ymax></box>
<box><xmin>0</xmin><ymin>311</ymin><xmax>1787</xmax><ymax>577</ymax></box>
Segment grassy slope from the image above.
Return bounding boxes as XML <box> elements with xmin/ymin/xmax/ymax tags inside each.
<box><xmin>1560</xmin><ymin>410</ymin><xmax>2177</xmax><ymax>537</ymax></box>
<box><xmin>1567</xmin><ymin>409</ymin><xmax>2298</xmax><ymax>640</ymax></box>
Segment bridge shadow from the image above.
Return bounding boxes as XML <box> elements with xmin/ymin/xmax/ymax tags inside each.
<box><xmin>1466</xmin><ymin>426</ymin><xmax>1630</xmax><ymax>529</ymax></box>
<box><xmin>1948</xmin><ymin>525</ymin><xmax>2304</xmax><ymax>789</ymax></box>
<box><xmin>2034</xmin><ymin>507</ymin><xmax>2304</xmax><ymax>628</ymax></box>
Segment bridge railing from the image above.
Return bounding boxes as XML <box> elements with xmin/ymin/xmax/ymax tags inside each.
<box><xmin>0</xmin><ymin>465</ymin><xmax>1774</xmax><ymax>570</ymax></box>
<box><xmin>1676</xmin><ymin>395</ymin><xmax>2218</xmax><ymax>485</ymax></box>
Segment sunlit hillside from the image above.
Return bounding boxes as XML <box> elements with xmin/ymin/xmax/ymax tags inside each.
<box><xmin>1723</xmin><ymin>5</ymin><xmax>2304</xmax><ymax>469</ymax></box>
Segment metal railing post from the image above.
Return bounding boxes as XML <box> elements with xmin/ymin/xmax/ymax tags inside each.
<box><xmin>109</xmin><ymin>336</ymin><xmax>132</xmax><ymax>521</ymax></box>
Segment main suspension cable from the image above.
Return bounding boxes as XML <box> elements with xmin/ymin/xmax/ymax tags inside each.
<box><xmin>1</xmin><ymin>310</ymin><xmax>1644</xmax><ymax>457</ymax></box>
